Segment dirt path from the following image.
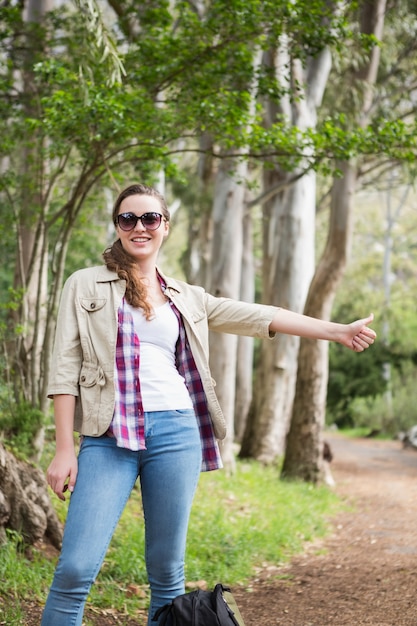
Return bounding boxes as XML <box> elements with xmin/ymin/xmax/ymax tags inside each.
<box><xmin>233</xmin><ymin>433</ymin><xmax>417</xmax><ymax>626</ymax></box>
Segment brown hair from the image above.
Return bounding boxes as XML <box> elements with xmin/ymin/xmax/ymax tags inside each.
<box><xmin>103</xmin><ymin>184</ymin><xmax>170</xmax><ymax>319</ymax></box>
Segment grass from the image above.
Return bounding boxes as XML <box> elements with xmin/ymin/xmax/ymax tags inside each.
<box><xmin>338</xmin><ymin>427</ymin><xmax>388</xmax><ymax>439</ymax></box>
<box><xmin>0</xmin><ymin>458</ymin><xmax>340</xmax><ymax>623</ymax></box>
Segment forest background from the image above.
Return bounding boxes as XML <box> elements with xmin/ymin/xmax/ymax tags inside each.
<box><xmin>0</xmin><ymin>0</ymin><xmax>417</xmax><ymax>536</ymax></box>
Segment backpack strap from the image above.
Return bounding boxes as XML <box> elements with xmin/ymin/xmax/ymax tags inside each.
<box><xmin>152</xmin><ymin>603</ymin><xmax>173</xmax><ymax>626</ymax></box>
<box><xmin>222</xmin><ymin>589</ymin><xmax>246</xmax><ymax>626</ymax></box>
<box><xmin>212</xmin><ymin>584</ymin><xmax>245</xmax><ymax>626</ymax></box>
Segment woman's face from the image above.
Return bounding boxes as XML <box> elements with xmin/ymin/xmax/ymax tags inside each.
<box><xmin>116</xmin><ymin>194</ymin><xmax>169</xmax><ymax>264</ymax></box>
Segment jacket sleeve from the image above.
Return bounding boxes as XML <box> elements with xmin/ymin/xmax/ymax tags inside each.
<box><xmin>47</xmin><ymin>274</ymin><xmax>82</xmax><ymax>398</ymax></box>
<box><xmin>203</xmin><ymin>292</ymin><xmax>278</xmax><ymax>338</ymax></box>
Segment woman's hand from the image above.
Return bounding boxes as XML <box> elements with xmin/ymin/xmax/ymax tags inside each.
<box><xmin>47</xmin><ymin>449</ymin><xmax>78</xmax><ymax>501</ymax></box>
<box><xmin>339</xmin><ymin>313</ymin><xmax>376</xmax><ymax>352</ymax></box>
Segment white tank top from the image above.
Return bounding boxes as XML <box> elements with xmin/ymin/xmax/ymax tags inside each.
<box><xmin>126</xmin><ymin>302</ymin><xmax>193</xmax><ymax>412</ymax></box>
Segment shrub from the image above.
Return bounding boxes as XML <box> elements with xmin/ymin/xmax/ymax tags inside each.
<box><xmin>0</xmin><ymin>399</ymin><xmax>45</xmax><ymax>459</ymax></box>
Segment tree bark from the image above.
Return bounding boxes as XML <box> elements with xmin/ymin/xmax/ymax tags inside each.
<box><xmin>281</xmin><ymin>0</ymin><xmax>387</xmax><ymax>482</ymax></box>
<box><xmin>0</xmin><ymin>443</ymin><xmax>62</xmax><ymax>548</ymax></box>
<box><xmin>12</xmin><ymin>0</ymin><xmax>54</xmax><ymax>411</ymax></box>
<box><xmin>207</xmin><ymin>47</ymin><xmax>262</xmax><ymax>471</ymax></box>
<box><xmin>281</xmin><ymin>162</ymin><xmax>356</xmax><ymax>481</ymax></box>
<box><xmin>183</xmin><ymin>132</ymin><xmax>215</xmax><ymax>288</ymax></box>
<box><xmin>240</xmin><ymin>40</ymin><xmax>333</xmax><ymax>462</ymax></box>
<box><xmin>234</xmin><ymin>202</ymin><xmax>255</xmax><ymax>442</ymax></box>
<box><xmin>207</xmin><ymin>157</ymin><xmax>246</xmax><ymax>472</ymax></box>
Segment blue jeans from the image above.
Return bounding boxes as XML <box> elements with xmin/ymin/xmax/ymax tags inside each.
<box><xmin>41</xmin><ymin>409</ymin><xmax>202</xmax><ymax>626</ymax></box>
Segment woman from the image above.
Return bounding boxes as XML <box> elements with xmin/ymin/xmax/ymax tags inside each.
<box><xmin>42</xmin><ymin>183</ymin><xmax>376</xmax><ymax>625</ymax></box>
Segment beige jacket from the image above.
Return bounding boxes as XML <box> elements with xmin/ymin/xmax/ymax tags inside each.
<box><xmin>48</xmin><ymin>266</ymin><xmax>277</xmax><ymax>440</ymax></box>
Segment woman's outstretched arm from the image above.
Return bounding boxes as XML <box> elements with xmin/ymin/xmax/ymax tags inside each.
<box><xmin>269</xmin><ymin>311</ymin><xmax>376</xmax><ymax>352</ymax></box>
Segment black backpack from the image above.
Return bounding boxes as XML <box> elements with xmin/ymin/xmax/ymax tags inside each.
<box><xmin>152</xmin><ymin>583</ymin><xmax>246</xmax><ymax>626</ymax></box>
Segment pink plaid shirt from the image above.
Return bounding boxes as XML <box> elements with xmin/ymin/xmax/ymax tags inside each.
<box><xmin>108</xmin><ymin>297</ymin><xmax>222</xmax><ymax>472</ymax></box>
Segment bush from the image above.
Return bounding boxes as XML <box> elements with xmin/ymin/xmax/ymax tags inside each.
<box><xmin>348</xmin><ymin>363</ymin><xmax>417</xmax><ymax>437</ymax></box>
<box><xmin>0</xmin><ymin>399</ymin><xmax>45</xmax><ymax>459</ymax></box>
<box><xmin>327</xmin><ymin>357</ymin><xmax>417</xmax><ymax>437</ymax></box>
<box><xmin>326</xmin><ymin>340</ymin><xmax>388</xmax><ymax>429</ymax></box>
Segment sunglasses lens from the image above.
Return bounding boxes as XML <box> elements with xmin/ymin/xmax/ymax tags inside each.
<box><xmin>141</xmin><ymin>213</ymin><xmax>162</xmax><ymax>230</ymax></box>
<box><xmin>117</xmin><ymin>212</ymin><xmax>163</xmax><ymax>231</ymax></box>
<box><xmin>118</xmin><ymin>213</ymin><xmax>137</xmax><ymax>231</ymax></box>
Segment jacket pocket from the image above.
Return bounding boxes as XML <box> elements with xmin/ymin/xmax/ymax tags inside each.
<box><xmin>79</xmin><ymin>363</ymin><xmax>106</xmax><ymax>426</ymax></box>
<box><xmin>79</xmin><ymin>362</ymin><xmax>106</xmax><ymax>387</ymax></box>
<box><xmin>80</xmin><ymin>297</ymin><xmax>107</xmax><ymax>313</ymax></box>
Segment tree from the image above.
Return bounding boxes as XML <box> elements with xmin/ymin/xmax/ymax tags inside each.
<box><xmin>206</xmin><ymin>47</ymin><xmax>263</xmax><ymax>470</ymax></box>
<box><xmin>240</xmin><ymin>1</ymin><xmax>343</xmax><ymax>462</ymax></box>
<box><xmin>282</xmin><ymin>0</ymin><xmax>387</xmax><ymax>482</ymax></box>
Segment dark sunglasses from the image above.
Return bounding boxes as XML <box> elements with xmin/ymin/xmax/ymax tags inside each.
<box><xmin>116</xmin><ymin>212</ymin><xmax>164</xmax><ymax>231</ymax></box>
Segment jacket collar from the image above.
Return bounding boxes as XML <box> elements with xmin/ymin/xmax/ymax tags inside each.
<box><xmin>96</xmin><ymin>266</ymin><xmax>122</xmax><ymax>283</ymax></box>
<box><xmin>156</xmin><ymin>266</ymin><xmax>181</xmax><ymax>294</ymax></box>
<box><xmin>95</xmin><ymin>264</ymin><xmax>182</xmax><ymax>294</ymax></box>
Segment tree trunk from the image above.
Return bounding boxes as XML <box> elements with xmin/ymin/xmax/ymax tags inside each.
<box><xmin>0</xmin><ymin>443</ymin><xmax>62</xmax><ymax>548</ymax></box>
<box><xmin>208</xmin><ymin>157</ymin><xmax>246</xmax><ymax>472</ymax></box>
<box><xmin>183</xmin><ymin>132</ymin><xmax>215</xmax><ymax>287</ymax></box>
<box><xmin>234</xmin><ymin>202</ymin><xmax>255</xmax><ymax>442</ymax></box>
<box><xmin>240</xmin><ymin>171</ymin><xmax>316</xmax><ymax>462</ymax></box>
<box><xmin>240</xmin><ymin>40</ymin><xmax>333</xmax><ymax>462</ymax></box>
<box><xmin>207</xmin><ymin>48</ymin><xmax>262</xmax><ymax>470</ymax></box>
<box><xmin>281</xmin><ymin>0</ymin><xmax>387</xmax><ymax>482</ymax></box>
<box><xmin>13</xmin><ymin>0</ymin><xmax>54</xmax><ymax>409</ymax></box>
<box><xmin>281</xmin><ymin>162</ymin><xmax>356</xmax><ymax>481</ymax></box>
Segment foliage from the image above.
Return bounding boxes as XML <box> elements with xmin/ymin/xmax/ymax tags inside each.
<box><xmin>327</xmin><ymin>304</ymin><xmax>417</xmax><ymax>430</ymax></box>
<box><xmin>1</xmin><ymin>2</ymin><xmax>415</xmax><ymax>191</ymax></box>
<box><xmin>326</xmin><ymin>179</ymin><xmax>417</xmax><ymax>432</ymax></box>
<box><xmin>0</xmin><ymin>398</ymin><xmax>45</xmax><ymax>459</ymax></box>
<box><xmin>73</xmin><ymin>0</ymin><xmax>127</xmax><ymax>86</ymax></box>
<box><xmin>327</xmin><ymin>340</ymin><xmax>387</xmax><ymax>428</ymax></box>
<box><xmin>0</xmin><ymin>457</ymin><xmax>340</xmax><ymax>620</ymax></box>
<box><xmin>349</xmin><ymin>363</ymin><xmax>417</xmax><ymax>437</ymax></box>
<box><xmin>0</xmin><ymin>287</ymin><xmax>25</xmax><ymax>349</ymax></box>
